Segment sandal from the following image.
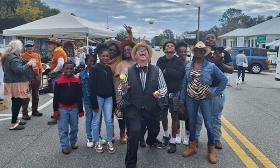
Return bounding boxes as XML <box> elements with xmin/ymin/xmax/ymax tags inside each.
<box><xmin>9</xmin><ymin>123</ymin><xmax>25</xmax><ymax>130</ymax></box>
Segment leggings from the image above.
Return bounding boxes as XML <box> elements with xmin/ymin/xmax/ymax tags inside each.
<box><xmin>11</xmin><ymin>97</ymin><xmax>23</xmax><ymax>124</ymax></box>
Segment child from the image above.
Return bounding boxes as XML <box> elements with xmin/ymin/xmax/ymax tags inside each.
<box><xmin>53</xmin><ymin>62</ymin><xmax>84</xmax><ymax>155</ymax></box>
<box><xmin>79</xmin><ymin>54</ymin><xmax>96</xmax><ymax>148</ymax></box>
<box><xmin>89</xmin><ymin>44</ymin><xmax>115</xmax><ymax>154</ymax></box>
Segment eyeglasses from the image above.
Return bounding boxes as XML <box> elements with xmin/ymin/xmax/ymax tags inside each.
<box><xmin>136</xmin><ymin>47</ymin><xmax>147</xmax><ymax>52</ymax></box>
<box><xmin>25</xmin><ymin>45</ymin><xmax>33</xmax><ymax>47</ymax></box>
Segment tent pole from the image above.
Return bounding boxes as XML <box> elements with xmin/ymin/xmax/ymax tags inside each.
<box><xmin>86</xmin><ymin>33</ymin><xmax>89</xmax><ymax>54</ymax></box>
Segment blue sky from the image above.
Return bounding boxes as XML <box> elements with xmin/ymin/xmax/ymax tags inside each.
<box><xmin>43</xmin><ymin>0</ymin><xmax>280</xmax><ymax>39</ymax></box>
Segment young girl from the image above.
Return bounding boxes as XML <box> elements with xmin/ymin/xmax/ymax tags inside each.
<box><xmin>79</xmin><ymin>54</ymin><xmax>96</xmax><ymax>148</ymax></box>
<box><xmin>53</xmin><ymin>62</ymin><xmax>84</xmax><ymax>155</ymax></box>
<box><xmin>89</xmin><ymin>44</ymin><xmax>115</xmax><ymax>154</ymax></box>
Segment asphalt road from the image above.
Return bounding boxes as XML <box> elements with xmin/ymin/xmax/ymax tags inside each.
<box><xmin>0</xmin><ymin>50</ymin><xmax>279</xmax><ymax>168</ymax></box>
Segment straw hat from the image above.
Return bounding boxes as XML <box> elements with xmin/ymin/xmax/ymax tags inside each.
<box><xmin>131</xmin><ymin>40</ymin><xmax>153</xmax><ymax>61</ymax></box>
<box><xmin>192</xmin><ymin>41</ymin><xmax>211</xmax><ymax>56</ymax></box>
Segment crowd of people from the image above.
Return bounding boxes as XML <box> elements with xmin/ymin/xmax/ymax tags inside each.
<box><xmin>0</xmin><ymin>24</ymin><xmax>234</xmax><ymax>168</ymax></box>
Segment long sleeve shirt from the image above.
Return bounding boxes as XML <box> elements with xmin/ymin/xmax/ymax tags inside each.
<box><xmin>53</xmin><ymin>75</ymin><xmax>83</xmax><ymax>113</ymax></box>
<box><xmin>118</xmin><ymin>64</ymin><xmax>167</xmax><ymax>97</ymax></box>
<box><xmin>236</xmin><ymin>53</ymin><xmax>248</xmax><ymax>66</ymax></box>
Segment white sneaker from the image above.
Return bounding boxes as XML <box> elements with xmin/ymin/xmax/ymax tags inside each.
<box><xmin>95</xmin><ymin>141</ymin><xmax>104</xmax><ymax>153</ymax></box>
<box><xmin>86</xmin><ymin>139</ymin><xmax>94</xmax><ymax>148</ymax></box>
<box><xmin>182</xmin><ymin>135</ymin><xmax>189</xmax><ymax>145</ymax></box>
<box><xmin>107</xmin><ymin>141</ymin><xmax>115</xmax><ymax>154</ymax></box>
<box><xmin>175</xmin><ymin>135</ymin><xmax>181</xmax><ymax>144</ymax></box>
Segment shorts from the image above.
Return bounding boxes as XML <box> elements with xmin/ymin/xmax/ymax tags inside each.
<box><xmin>160</xmin><ymin>92</ymin><xmax>182</xmax><ymax>113</ymax></box>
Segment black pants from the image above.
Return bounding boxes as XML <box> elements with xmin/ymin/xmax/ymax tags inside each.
<box><xmin>125</xmin><ymin>106</ymin><xmax>160</xmax><ymax>168</ymax></box>
<box><xmin>140</xmin><ymin>118</ymin><xmax>147</xmax><ymax>142</ymax></box>
<box><xmin>11</xmin><ymin>97</ymin><xmax>23</xmax><ymax>124</ymax></box>
<box><xmin>237</xmin><ymin>66</ymin><xmax>245</xmax><ymax>82</ymax></box>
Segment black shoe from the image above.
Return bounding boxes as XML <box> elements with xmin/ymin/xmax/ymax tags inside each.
<box><xmin>150</xmin><ymin>139</ymin><xmax>165</xmax><ymax>149</ymax></box>
<box><xmin>47</xmin><ymin>118</ymin><xmax>57</xmax><ymax>125</ymax></box>
<box><xmin>215</xmin><ymin>140</ymin><xmax>223</xmax><ymax>149</ymax></box>
<box><xmin>22</xmin><ymin>115</ymin><xmax>31</xmax><ymax>120</ymax></box>
<box><xmin>140</xmin><ymin>140</ymin><xmax>146</xmax><ymax>148</ymax></box>
<box><xmin>167</xmin><ymin>143</ymin><xmax>176</xmax><ymax>153</ymax></box>
<box><xmin>162</xmin><ymin>135</ymin><xmax>170</xmax><ymax>147</ymax></box>
<box><xmin>32</xmin><ymin>111</ymin><xmax>43</xmax><ymax>117</ymax></box>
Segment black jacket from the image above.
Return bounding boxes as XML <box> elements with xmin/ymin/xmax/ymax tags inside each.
<box><xmin>53</xmin><ymin>75</ymin><xmax>83</xmax><ymax>113</ymax></box>
<box><xmin>89</xmin><ymin>63</ymin><xmax>115</xmax><ymax>109</ymax></box>
<box><xmin>156</xmin><ymin>55</ymin><xmax>185</xmax><ymax>93</ymax></box>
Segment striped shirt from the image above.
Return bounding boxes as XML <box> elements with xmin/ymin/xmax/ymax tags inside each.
<box><xmin>187</xmin><ymin>70</ymin><xmax>209</xmax><ymax>100</ymax></box>
<box><xmin>118</xmin><ymin>64</ymin><xmax>167</xmax><ymax>97</ymax></box>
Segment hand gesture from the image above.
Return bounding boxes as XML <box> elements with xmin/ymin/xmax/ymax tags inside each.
<box><xmin>123</xmin><ymin>24</ymin><xmax>132</xmax><ymax>34</ymax></box>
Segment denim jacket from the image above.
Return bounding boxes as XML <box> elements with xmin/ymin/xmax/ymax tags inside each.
<box><xmin>79</xmin><ymin>70</ymin><xmax>91</xmax><ymax>107</ymax></box>
<box><xmin>180</xmin><ymin>60</ymin><xmax>228</xmax><ymax>102</ymax></box>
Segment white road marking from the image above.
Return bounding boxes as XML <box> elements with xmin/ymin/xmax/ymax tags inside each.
<box><xmin>0</xmin><ymin>94</ymin><xmax>53</xmax><ymax>121</ymax></box>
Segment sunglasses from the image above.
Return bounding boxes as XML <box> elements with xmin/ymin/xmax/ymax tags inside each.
<box><xmin>194</xmin><ymin>48</ymin><xmax>206</xmax><ymax>53</ymax></box>
<box><xmin>136</xmin><ymin>47</ymin><xmax>147</xmax><ymax>52</ymax></box>
<box><xmin>25</xmin><ymin>45</ymin><xmax>33</xmax><ymax>47</ymax></box>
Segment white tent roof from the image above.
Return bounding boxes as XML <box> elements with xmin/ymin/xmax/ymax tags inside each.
<box><xmin>3</xmin><ymin>13</ymin><xmax>115</xmax><ymax>39</ymax></box>
<box><xmin>266</xmin><ymin>39</ymin><xmax>280</xmax><ymax>47</ymax></box>
<box><xmin>219</xmin><ymin>17</ymin><xmax>280</xmax><ymax>38</ymax></box>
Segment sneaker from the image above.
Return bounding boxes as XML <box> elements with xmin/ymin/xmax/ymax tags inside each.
<box><xmin>175</xmin><ymin>135</ymin><xmax>181</xmax><ymax>144</ymax></box>
<box><xmin>47</xmin><ymin>118</ymin><xmax>57</xmax><ymax>125</ymax></box>
<box><xmin>100</xmin><ymin>136</ymin><xmax>106</xmax><ymax>145</ymax></box>
<box><xmin>86</xmin><ymin>139</ymin><xmax>94</xmax><ymax>148</ymax></box>
<box><xmin>107</xmin><ymin>142</ymin><xmax>115</xmax><ymax>154</ymax></box>
<box><xmin>167</xmin><ymin>143</ymin><xmax>176</xmax><ymax>153</ymax></box>
<box><xmin>162</xmin><ymin>135</ymin><xmax>170</xmax><ymax>147</ymax></box>
<box><xmin>71</xmin><ymin>144</ymin><xmax>78</xmax><ymax>150</ymax></box>
<box><xmin>22</xmin><ymin>114</ymin><xmax>31</xmax><ymax>120</ymax></box>
<box><xmin>151</xmin><ymin>139</ymin><xmax>165</xmax><ymax>149</ymax></box>
<box><xmin>182</xmin><ymin>135</ymin><xmax>189</xmax><ymax>145</ymax></box>
<box><xmin>215</xmin><ymin>140</ymin><xmax>223</xmax><ymax>149</ymax></box>
<box><xmin>95</xmin><ymin>141</ymin><xmax>104</xmax><ymax>153</ymax></box>
<box><xmin>62</xmin><ymin>148</ymin><xmax>71</xmax><ymax>155</ymax></box>
<box><xmin>32</xmin><ymin>111</ymin><xmax>43</xmax><ymax>117</ymax></box>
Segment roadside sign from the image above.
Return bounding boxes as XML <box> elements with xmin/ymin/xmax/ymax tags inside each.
<box><xmin>184</xmin><ymin>34</ymin><xmax>196</xmax><ymax>39</ymax></box>
<box><xmin>256</xmin><ymin>35</ymin><xmax>266</xmax><ymax>45</ymax></box>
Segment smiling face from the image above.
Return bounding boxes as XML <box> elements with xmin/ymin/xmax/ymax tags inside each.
<box><xmin>177</xmin><ymin>46</ymin><xmax>188</xmax><ymax>61</ymax></box>
<box><xmin>108</xmin><ymin>44</ymin><xmax>119</xmax><ymax>59</ymax></box>
<box><xmin>135</xmin><ymin>46</ymin><xmax>149</xmax><ymax>62</ymax></box>
<box><xmin>205</xmin><ymin>34</ymin><xmax>216</xmax><ymax>47</ymax></box>
<box><xmin>99</xmin><ymin>50</ymin><xmax>110</xmax><ymax>64</ymax></box>
<box><xmin>63</xmin><ymin>63</ymin><xmax>74</xmax><ymax>78</ymax></box>
<box><xmin>123</xmin><ymin>45</ymin><xmax>132</xmax><ymax>59</ymax></box>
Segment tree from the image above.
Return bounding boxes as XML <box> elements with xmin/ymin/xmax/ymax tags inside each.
<box><xmin>16</xmin><ymin>0</ymin><xmax>42</xmax><ymax>21</ymax></box>
<box><xmin>163</xmin><ymin>29</ymin><xmax>174</xmax><ymax>40</ymax></box>
<box><xmin>115</xmin><ymin>30</ymin><xmax>128</xmax><ymax>41</ymax></box>
<box><xmin>151</xmin><ymin>34</ymin><xmax>164</xmax><ymax>47</ymax></box>
<box><xmin>0</xmin><ymin>0</ymin><xmax>20</xmax><ymax>18</ymax></box>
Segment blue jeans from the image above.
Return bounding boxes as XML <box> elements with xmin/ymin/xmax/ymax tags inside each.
<box><xmin>92</xmin><ymin>96</ymin><xmax>113</xmax><ymax>142</ymax></box>
<box><xmin>195</xmin><ymin>89</ymin><xmax>226</xmax><ymax>141</ymax></box>
<box><xmin>186</xmin><ymin>95</ymin><xmax>214</xmax><ymax>145</ymax></box>
<box><xmin>57</xmin><ymin>107</ymin><xmax>79</xmax><ymax>149</ymax></box>
<box><xmin>237</xmin><ymin>66</ymin><xmax>245</xmax><ymax>82</ymax></box>
<box><xmin>84</xmin><ymin>102</ymin><xmax>93</xmax><ymax>141</ymax></box>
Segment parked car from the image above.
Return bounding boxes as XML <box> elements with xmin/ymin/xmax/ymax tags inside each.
<box><xmin>155</xmin><ymin>46</ymin><xmax>161</xmax><ymax>51</ymax></box>
<box><xmin>230</xmin><ymin>47</ymin><xmax>270</xmax><ymax>74</ymax></box>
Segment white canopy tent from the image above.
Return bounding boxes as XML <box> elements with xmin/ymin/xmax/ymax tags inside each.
<box><xmin>266</xmin><ymin>40</ymin><xmax>280</xmax><ymax>47</ymax></box>
<box><xmin>3</xmin><ymin>12</ymin><xmax>115</xmax><ymax>39</ymax></box>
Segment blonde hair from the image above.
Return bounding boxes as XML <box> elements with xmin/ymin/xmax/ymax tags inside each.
<box><xmin>2</xmin><ymin>40</ymin><xmax>23</xmax><ymax>64</ymax></box>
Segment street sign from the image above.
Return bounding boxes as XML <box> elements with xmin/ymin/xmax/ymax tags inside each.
<box><xmin>256</xmin><ymin>35</ymin><xmax>266</xmax><ymax>45</ymax></box>
<box><xmin>183</xmin><ymin>34</ymin><xmax>196</xmax><ymax>39</ymax></box>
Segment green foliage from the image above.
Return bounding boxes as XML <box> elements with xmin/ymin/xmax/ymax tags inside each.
<box><xmin>0</xmin><ymin>0</ymin><xmax>59</xmax><ymax>21</ymax></box>
<box><xmin>115</xmin><ymin>30</ymin><xmax>128</xmax><ymax>41</ymax></box>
